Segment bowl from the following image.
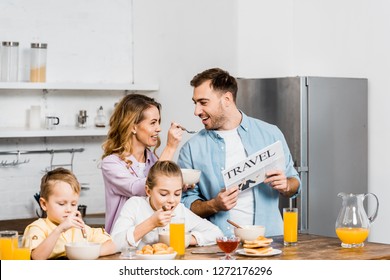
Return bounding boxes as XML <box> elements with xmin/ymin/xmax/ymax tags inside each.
<box><xmin>65</xmin><ymin>242</ymin><xmax>101</xmax><ymax>260</ymax></box>
<box><xmin>181</xmin><ymin>169</ymin><xmax>201</xmax><ymax>185</ymax></box>
<box><xmin>234</xmin><ymin>225</ymin><xmax>266</xmax><ymax>241</ymax></box>
<box><xmin>158</xmin><ymin>231</ymin><xmax>191</xmax><ymax>248</ymax></box>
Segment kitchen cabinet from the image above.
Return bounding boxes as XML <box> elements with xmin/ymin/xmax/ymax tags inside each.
<box><xmin>0</xmin><ymin>82</ymin><xmax>159</xmax><ymax>138</ymax></box>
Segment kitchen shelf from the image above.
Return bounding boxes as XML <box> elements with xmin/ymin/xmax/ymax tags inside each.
<box><xmin>0</xmin><ymin>82</ymin><xmax>159</xmax><ymax>91</ymax></box>
<box><xmin>0</xmin><ymin>126</ymin><xmax>109</xmax><ymax>138</ymax></box>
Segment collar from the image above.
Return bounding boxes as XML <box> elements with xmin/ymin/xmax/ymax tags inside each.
<box><xmin>206</xmin><ymin>111</ymin><xmax>250</xmax><ymax>141</ymax></box>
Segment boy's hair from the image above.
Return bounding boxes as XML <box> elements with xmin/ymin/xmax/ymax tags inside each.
<box><xmin>190</xmin><ymin>67</ymin><xmax>238</xmax><ymax>102</ymax></box>
<box><xmin>40</xmin><ymin>167</ymin><xmax>81</xmax><ymax>200</ymax></box>
<box><xmin>146</xmin><ymin>161</ymin><xmax>183</xmax><ymax>189</ymax></box>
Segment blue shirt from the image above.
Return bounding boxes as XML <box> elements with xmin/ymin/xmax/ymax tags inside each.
<box><xmin>178</xmin><ymin>112</ymin><xmax>301</xmax><ymax>236</ymax></box>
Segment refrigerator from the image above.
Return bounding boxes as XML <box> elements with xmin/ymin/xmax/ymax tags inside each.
<box><xmin>236</xmin><ymin>77</ymin><xmax>368</xmax><ymax>237</ymax></box>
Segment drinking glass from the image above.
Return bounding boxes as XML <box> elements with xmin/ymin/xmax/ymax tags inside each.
<box><xmin>170</xmin><ymin>217</ymin><xmax>185</xmax><ymax>257</ymax></box>
<box><xmin>216</xmin><ymin>236</ymin><xmax>240</xmax><ymax>260</ymax></box>
<box><xmin>0</xmin><ymin>230</ymin><xmax>18</xmax><ymax>260</ymax></box>
<box><xmin>283</xmin><ymin>207</ymin><xmax>298</xmax><ymax>246</ymax></box>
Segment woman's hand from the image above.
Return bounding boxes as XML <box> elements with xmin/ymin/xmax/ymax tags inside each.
<box><xmin>166</xmin><ymin>122</ymin><xmax>183</xmax><ymax>149</ymax></box>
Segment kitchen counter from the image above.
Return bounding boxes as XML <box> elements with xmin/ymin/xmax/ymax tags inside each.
<box><xmin>99</xmin><ymin>234</ymin><xmax>390</xmax><ymax>260</ymax></box>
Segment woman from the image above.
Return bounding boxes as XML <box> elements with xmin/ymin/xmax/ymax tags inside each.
<box><xmin>101</xmin><ymin>94</ymin><xmax>183</xmax><ymax>233</ymax></box>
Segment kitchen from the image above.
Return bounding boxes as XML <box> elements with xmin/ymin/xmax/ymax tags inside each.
<box><xmin>0</xmin><ymin>0</ymin><xmax>389</xmax><ymax>266</ymax></box>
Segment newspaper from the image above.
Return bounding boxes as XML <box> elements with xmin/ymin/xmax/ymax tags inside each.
<box><xmin>221</xmin><ymin>141</ymin><xmax>285</xmax><ymax>191</ymax></box>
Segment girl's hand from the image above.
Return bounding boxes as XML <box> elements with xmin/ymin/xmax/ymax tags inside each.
<box><xmin>151</xmin><ymin>208</ymin><xmax>173</xmax><ymax>228</ymax></box>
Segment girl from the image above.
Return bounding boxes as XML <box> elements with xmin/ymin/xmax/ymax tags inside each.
<box><xmin>111</xmin><ymin>161</ymin><xmax>223</xmax><ymax>249</ymax></box>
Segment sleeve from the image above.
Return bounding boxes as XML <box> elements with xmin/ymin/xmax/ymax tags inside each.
<box><xmin>22</xmin><ymin>222</ymin><xmax>47</xmax><ymax>250</ymax></box>
<box><xmin>87</xmin><ymin>226</ymin><xmax>113</xmax><ymax>244</ymax></box>
<box><xmin>178</xmin><ymin>143</ymin><xmax>205</xmax><ymax>209</ymax></box>
<box><xmin>183</xmin><ymin>205</ymin><xmax>223</xmax><ymax>246</ymax></box>
<box><xmin>110</xmin><ymin>198</ymin><xmax>141</xmax><ymax>250</ymax></box>
<box><xmin>275</xmin><ymin>127</ymin><xmax>301</xmax><ymax>197</ymax></box>
<box><xmin>101</xmin><ymin>156</ymin><xmax>147</xmax><ymax>197</ymax></box>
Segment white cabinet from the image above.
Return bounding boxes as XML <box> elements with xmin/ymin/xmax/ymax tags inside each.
<box><xmin>0</xmin><ymin>82</ymin><xmax>159</xmax><ymax>138</ymax></box>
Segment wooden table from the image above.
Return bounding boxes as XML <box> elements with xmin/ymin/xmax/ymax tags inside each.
<box><xmin>100</xmin><ymin>234</ymin><xmax>390</xmax><ymax>260</ymax></box>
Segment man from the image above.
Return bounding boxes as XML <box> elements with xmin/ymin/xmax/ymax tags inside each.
<box><xmin>178</xmin><ymin>68</ymin><xmax>300</xmax><ymax>236</ymax></box>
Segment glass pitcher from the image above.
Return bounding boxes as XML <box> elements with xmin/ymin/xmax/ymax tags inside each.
<box><xmin>335</xmin><ymin>192</ymin><xmax>379</xmax><ymax>248</ymax></box>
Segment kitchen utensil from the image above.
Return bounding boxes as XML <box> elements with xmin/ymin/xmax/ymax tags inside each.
<box><xmin>65</xmin><ymin>242</ymin><xmax>100</xmax><ymax>260</ymax></box>
<box><xmin>45</xmin><ymin>116</ymin><xmax>59</xmax><ymax>129</ymax></box>
<box><xmin>234</xmin><ymin>225</ymin><xmax>266</xmax><ymax>241</ymax></box>
<box><xmin>227</xmin><ymin>219</ymin><xmax>242</xmax><ymax>229</ymax></box>
<box><xmin>77</xmin><ymin>110</ymin><xmax>88</xmax><ymax>128</ymax></box>
<box><xmin>335</xmin><ymin>192</ymin><xmax>379</xmax><ymax>248</ymax></box>
<box><xmin>178</xmin><ymin>126</ymin><xmax>198</xmax><ymax>134</ymax></box>
<box><xmin>181</xmin><ymin>169</ymin><xmax>201</xmax><ymax>185</ymax></box>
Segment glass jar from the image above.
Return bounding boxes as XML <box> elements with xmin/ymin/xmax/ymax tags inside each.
<box><xmin>1</xmin><ymin>41</ymin><xmax>19</xmax><ymax>82</ymax></box>
<box><xmin>30</xmin><ymin>43</ymin><xmax>47</xmax><ymax>82</ymax></box>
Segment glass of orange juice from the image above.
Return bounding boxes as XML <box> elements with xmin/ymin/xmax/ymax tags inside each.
<box><xmin>169</xmin><ymin>217</ymin><xmax>185</xmax><ymax>258</ymax></box>
<box><xmin>0</xmin><ymin>230</ymin><xmax>18</xmax><ymax>260</ymax></box>
<box><xmin>283</xmin><ymin>208</ymin><xmax>298</xmax><ymax>246</ymax></box>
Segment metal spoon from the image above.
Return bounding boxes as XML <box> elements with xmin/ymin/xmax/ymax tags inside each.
<box><xmin>178</xmin><ymin>126</ymin><xmax>198</xmax><ymax>134</ymax></box>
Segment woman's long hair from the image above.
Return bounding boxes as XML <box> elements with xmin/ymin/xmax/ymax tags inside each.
<box><xmin>102</xmin><ymin>94</ymin><xmax>162</xmax><ymax>167</ymax></box>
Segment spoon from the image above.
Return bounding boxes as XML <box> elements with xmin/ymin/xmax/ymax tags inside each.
<box><xmin>227</xmin><ymin>219</ymin><xmax>243</xmax><ymax>229</ymax></box>
<box><xmin>178</xmin><ymin>125</ymin><xmax>198</xmax><ymax>134</ymax></box>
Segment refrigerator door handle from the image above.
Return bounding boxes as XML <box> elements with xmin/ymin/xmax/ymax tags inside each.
<box><xmin>297</xmin><ymin>166</ymin><xmax>308</xmax><ymax>172</ymax></box>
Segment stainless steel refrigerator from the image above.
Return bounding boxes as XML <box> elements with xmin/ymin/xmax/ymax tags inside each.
<box><xmin>236</xmin><ymin>77</ymin><xmax>368</xmax><ymax>237</ymax></box>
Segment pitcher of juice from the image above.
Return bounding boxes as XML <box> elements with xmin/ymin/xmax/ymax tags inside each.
<box><xmin>335</xmin><ymin>192</ymin><xmax>379</xmax><ymax>248</ymax></box>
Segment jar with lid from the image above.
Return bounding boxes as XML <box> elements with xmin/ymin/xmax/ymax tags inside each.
<box><xmin>30</xmin><ymin>43</ymin><xmax>47</xmax><ymax>82</ymax></box>
<box><xmin>1</xmin><ymin>41</ymin><xmax>19</xmax><ymax>82</ymax></box>
<box><xmin>94</xmin><ymin>106</ymin><xmax>107</xmax><ymax>127</ymax></box>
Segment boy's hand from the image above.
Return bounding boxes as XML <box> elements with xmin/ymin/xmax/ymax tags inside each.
<box><xmin>58</xmin><ymin>211</ymin><xmax>85</xmax><ymax>233</ymax></box>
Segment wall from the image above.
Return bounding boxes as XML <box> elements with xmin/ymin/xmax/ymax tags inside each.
<box><xmin>237</xmin><ymin>0</ymin><xmax>389</xmax><ymax>244</ymax></box>
<box><xmin>0</xmin><ymin>0</ymin><xmax>237</xmax><ymax>220</ymax></box>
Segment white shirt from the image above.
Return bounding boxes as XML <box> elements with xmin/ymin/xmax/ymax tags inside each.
<box><xmin>111</xmin><ymin>196</ymin><xmax>223</xmax><ymax>250</ymax></box>
<box><xmin>216</xmin><ymin>129</ymin><xmax>255</xmax><ymax>226</ymax></box>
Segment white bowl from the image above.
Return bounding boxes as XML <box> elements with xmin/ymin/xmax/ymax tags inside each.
<box><xmin>158</xmin><ymin>231</ymin><xmax>191</xmax><ymax>248</ymax></box>
<box><xmin>65</xmin><ymin>242</ymin><xmax>101</xmax><ymax>260</ymax></box>
<box><xmin>234</xmin><ymin>225</ymin><xmax>266</xmax><ymax>241</ymax></box>
<box><xmin>181</xmin><ymin>169</ymin><xmax>201</xmax><ymax>185</ymax></box>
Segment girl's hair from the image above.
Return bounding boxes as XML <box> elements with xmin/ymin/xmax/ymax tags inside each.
<box><xmin>146</xmin><ymin>161</ymin><xmax>183</xmax><ymax>189</ymax></box>
<box><xmin>40</xmin><ymin>168</ymin><xmax>81</xmax><ymax>200</ymax></box>
<box><xmin>102</xmin><ymin>94</ymin><xmax>162</xmax><ymax>166</ymax></box>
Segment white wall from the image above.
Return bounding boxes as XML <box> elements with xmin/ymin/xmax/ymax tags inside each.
<box><xmin>1</xmin><ymin>0</ymin><xmax>388</xmax><ymax>244</ymax></box>
<box><xmin>0</xmin><ymin>0</ymin><xmax>237</xmax><ymax>220</ymax></box>
<box><xmin>237</xmin><ymin>0</ymin><xmax>389</xmax><ymax>244</ymax></box>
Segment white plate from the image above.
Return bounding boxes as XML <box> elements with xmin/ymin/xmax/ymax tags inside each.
<box><xmin>135</xmin><ymin>252</ymin><xmax>177</xmax><ymax>260</ymax></box>
<box><xmin>236</xmin><ymin>248</ymin><xmax>282</xmax><ymax>257</ymax></box>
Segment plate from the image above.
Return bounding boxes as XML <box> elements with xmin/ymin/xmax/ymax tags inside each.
<box><xmin>236</xmin><ymin>248</ymin><xmax>282</xmax><ymax>257</ymax></box>
<box><xmin>135</xmin><ymin>252</ymin><xmax>177</xmax><ymax>260</ymax></box>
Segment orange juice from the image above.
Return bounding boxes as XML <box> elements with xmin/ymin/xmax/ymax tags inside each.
<box><xmin>0</xmin><ymin>236</ymin><xmax>18</xmax><ymax>260</ymax></box>
<box><xmin>336</xmin><ymin>227</ymin><xmax>369</xmax><ymax>245</ymax></box>
<box><xmin>13</xmin><ymin>248</ymin><xmax>31</xmax><ymax>260</ymax></box>
<box><xmin>170</xmin><ymin>222</ymin><xmax>185</xmax><ymax>255</ymax></box>
<box><xmin>283</xmin><ymin>208</ymin><xmax>298</xmax><ymax>246</ymax></box>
